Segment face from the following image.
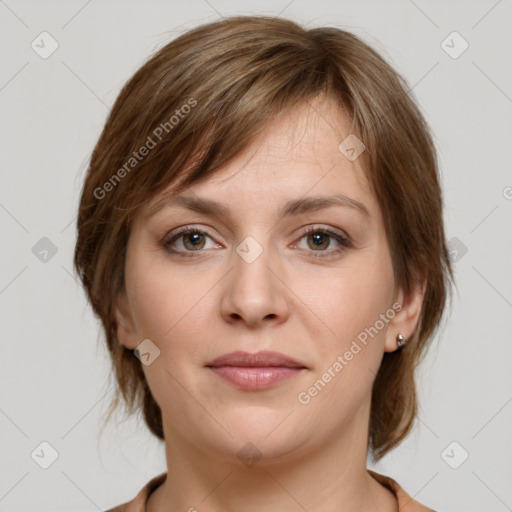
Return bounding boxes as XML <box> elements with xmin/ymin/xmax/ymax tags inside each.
<box><xmin>115</xmin><ymin>96</ymin><xmax>422</xmax><ymax>465</ymax></box>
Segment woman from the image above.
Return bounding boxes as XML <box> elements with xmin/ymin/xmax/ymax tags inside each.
<box><xmin>74</xmin><ymin>15</ymin><xmax>452</xmax><ymax>512</ymax></box>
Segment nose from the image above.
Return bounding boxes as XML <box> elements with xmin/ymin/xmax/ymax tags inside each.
<box><xmin>220</xmin><ymin>238</ymin><xmax>290</xmax><ymax>329</ymax></box>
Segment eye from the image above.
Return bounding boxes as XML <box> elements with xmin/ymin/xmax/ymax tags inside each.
<box><xmin>163</xmin><ymin>226</ymin><xmax>221</xmax><ymax>255</ymax></box>
<box><xmin>162</xmin><ymin>225</ymin><xmax>352</xmax><ymax>258</ymax></box>
<box><xmin>293</xmin><ymin>226</ymin><xmax>351</xmax><ymax>257</ymax></box>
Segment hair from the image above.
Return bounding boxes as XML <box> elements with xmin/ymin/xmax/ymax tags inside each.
<box><xmin>74</xmin><ymin>15</ymin><xmax>453</xmax><ymax>461</ymax></box>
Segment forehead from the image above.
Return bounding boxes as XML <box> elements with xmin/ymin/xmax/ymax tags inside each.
<box><xmin>144</xmin><ymin>96</ymin><xmax>377</xmax><ymax>221</ymax></box>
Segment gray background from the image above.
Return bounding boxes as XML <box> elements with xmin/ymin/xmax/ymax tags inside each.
<box><xmin>1</xmin><ymin>1</ymin><xmax>511</xmax><ymax>511</ymax></box>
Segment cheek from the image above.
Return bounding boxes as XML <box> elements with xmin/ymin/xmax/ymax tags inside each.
<box><xmin>294</xmin><ymin>259</ymin><xmax>395</xmax><ymax>422</ymax></box>
<box><xmin>304</xmin><ymin>254</ymin><xmax>395</xmax><ymax>351</ymax></box>
<box><xmin>125</xmin><ymin>249</ymin><xmax>215</xmax><ymax>347</ymax></box>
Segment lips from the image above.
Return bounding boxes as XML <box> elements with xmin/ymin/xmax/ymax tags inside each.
<box><xmin>205</xmin><ymin>351</ymin><xmax>307</xmax><ymax>391</ymax></box>
<box><xmin>206</xmin><ymin>351</ymin><xmax>306</xmax><ymax>369</ymax></box>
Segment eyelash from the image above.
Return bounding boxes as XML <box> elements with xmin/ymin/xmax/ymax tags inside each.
<box><xmin>162</xmin><ymin>225</ymin><xmax>352</xmax><ymax>259</ymax></box>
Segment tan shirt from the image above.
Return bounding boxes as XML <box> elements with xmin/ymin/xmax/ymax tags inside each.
<box><xmin>105</xmin><ymin>470</ymin><xmax>436</xmax><ymax>511</ymax></box>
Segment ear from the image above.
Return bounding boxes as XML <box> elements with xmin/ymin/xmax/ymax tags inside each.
<box><xmin>384</xmin><ymin>278</ymin><xmax>427</xmax><ymax>353</ymax></box>
<box><xmin>114</xmin><ymin>290</ymin><xmax>138</xmax><ymax>350</ymax></box>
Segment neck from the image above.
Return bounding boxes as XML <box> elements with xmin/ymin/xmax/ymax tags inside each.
<box><xmin>147</xmin><ymin>408</ymin><xmax>397</xmax><ymax>512</ymax></box>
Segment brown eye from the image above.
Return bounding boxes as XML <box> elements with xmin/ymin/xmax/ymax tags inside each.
<box><xmin>306</xmin><ymin>232</ymin><xmax>330</xmax><ymax>251</ymax></box>
<box><xmin>163</xmin><ymin>226</ymin><xmax>221</xmax><ymax>256</ymax></box>
<box><xmin>182</xmin><ymin>232</ymin><xmax>206</xmax><ymax>251</ymax></box>
<box><xmin>295</xmin><ymin>227</ymin><xmax>351</xmax><ymax>258</ymax></box>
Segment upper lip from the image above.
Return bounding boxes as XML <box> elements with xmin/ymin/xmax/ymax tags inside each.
<box><xmin>205</xmin><ymin>351</ymin><xmax>306</xmax><ymax>369</ymax></box>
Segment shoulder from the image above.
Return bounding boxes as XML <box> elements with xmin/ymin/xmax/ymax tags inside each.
<box><xmin>105</xmin><ymin>470</ymin><xmax>434</xmax><ymax>511</ymax></box>
<box><xmin>367</xmin><ymin>470</ymin><xmax>437</xmax><ymax>512</ymax></box>
<box><xmin>104</xmin><ymin>473</ymin><xmax>167</xmax><ymax>512</ymax></box>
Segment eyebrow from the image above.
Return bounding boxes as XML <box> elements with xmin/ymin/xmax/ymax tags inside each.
<box><xmin>146</xmin><ymin>193</ymin><xmax>370</xmax><ymax>220</ymax></box>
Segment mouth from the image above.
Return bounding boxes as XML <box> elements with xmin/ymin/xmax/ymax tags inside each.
<box><xmin>205</xmin><ymin>351</ymin><xmax>307</xmax><ymax>391</ymax></box>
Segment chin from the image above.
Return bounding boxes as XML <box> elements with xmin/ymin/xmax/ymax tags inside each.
<box><xmin>201</xmin><ymin>406</ymin><xmax>312</xmax><ymax>462</ymax></box>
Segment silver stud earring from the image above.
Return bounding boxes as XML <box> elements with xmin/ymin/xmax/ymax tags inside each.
<box><xmin>396</xmin><ymin>334</ymin><xmax>408</xmax><ymax>349</ymax></box>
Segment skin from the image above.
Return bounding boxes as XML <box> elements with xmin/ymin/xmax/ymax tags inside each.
<box><xmin>115</xmin><ymin>96</ymin><xmax>425</xmax><ymax>512</ymax></box>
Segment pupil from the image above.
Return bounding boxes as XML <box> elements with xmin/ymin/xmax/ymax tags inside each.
<box><xmin>189</xmin><ymin>233</ymin><xmax>201</xmax><ymax>245</ymax></box>
<box><xmin>309</xmin><ymin>232</ymin><xmax>328</xmax><ymax>250</ymax></box>
<box><xmin>184</xmin><ymin>232</ymin><xmax>205</xmax><ymax>250</ymax></box>
<box><xmin>313</xmin><ymin>233</ymin><xmax>323</xmax><ymax>245</ymax></box>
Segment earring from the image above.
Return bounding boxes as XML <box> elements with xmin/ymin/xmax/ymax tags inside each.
<box><xmin>396</xmin><ymin>333</ymin><xmax>408</xmax><ymax>349</ymax></box>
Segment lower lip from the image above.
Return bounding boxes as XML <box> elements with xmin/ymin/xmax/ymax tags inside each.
<box><xmin>208</xmin><ymin>366</ymin><xmax>304</xmax><ymax>390</ymax></box>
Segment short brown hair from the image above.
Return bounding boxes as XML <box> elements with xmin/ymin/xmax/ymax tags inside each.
<box><xmin>74</xmin><ymin>15</ymin><xmax>453</xmax><ymax>460</ymax></box>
